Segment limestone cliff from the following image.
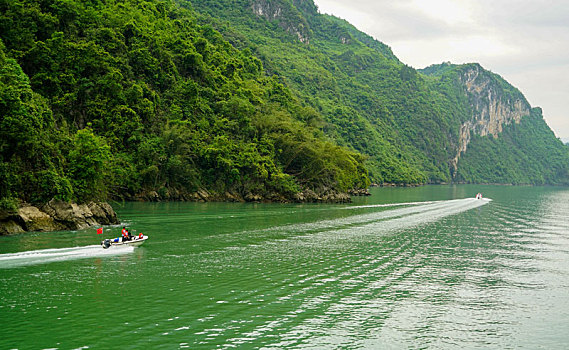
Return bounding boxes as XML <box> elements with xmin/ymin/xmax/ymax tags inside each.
<box><xmin>250</xmin><ymin>0</ymin><xmax>311</xmax><ymax>43</ymax></box>
<box><xmin>452</xmin><ymin>64</ymin><xmax>531</xmax><ymax>171</ymax></box>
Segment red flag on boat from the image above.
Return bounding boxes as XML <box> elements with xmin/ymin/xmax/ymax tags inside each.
<box><xmin>97</xmin><ymin>227</ymin><xmax>103</xmax><ymax>235</ymax></box>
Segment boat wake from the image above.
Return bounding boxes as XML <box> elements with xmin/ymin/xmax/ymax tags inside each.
<box><xmin>344</xmin><ymin>200</ymin><xmax>440</xmax><ymax>210</ymax></box>
<box><xmin>268</xmin><ymin>197</ymin><xmax>492</xmax><ymax>238</ymax></box>
<box><xmin>345</xmin><ymin>197</ymin><xmax>492</xmax><ymax>236</ymax></box>
<box><xmin>201</xmin><ymin>197</ymin><xmax>493</xmax><ymax>257</ymax></box>
<box><xmin>0</xmin><ymin>244</ymin><xmax>134</xmax><ymax>269</ymax></box>
<box><xmin>181</xmin><ymin>197</ymin><xmax>494</xmax><ymax>346</ymax></box>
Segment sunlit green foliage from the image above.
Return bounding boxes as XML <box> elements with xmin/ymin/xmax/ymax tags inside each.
<box><xmin>68</xmin><ymin>128</ymin><xmax>111</xmax><ymax>202</ymax></box>
<box><xmin>188</xmin><ymin>0</ymin><xmax>569</xmax><ymax>186</ymax></box>
<box><xmin>1</xmin><ymin>0</ymin><xmax>567</xmax><ymax>207</ymax></box>
<box><xmin>0</xmin><ymin>40</ymin><xmax>71</xmax><ymax>203</ymax></box>
<box><xmin>0</xmin><ymin>0</ymin><xmax>368</xmax><ymax>204</ymax></box>
<box><xmin>186</xmin><ymin>0</ymin><xmax>468</xmax><ymax>184</ymax></box>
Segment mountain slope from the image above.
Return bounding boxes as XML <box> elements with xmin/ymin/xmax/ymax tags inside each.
<box><xmin>422</xmin><ymin>62</ymin><xmax>569</xmax><ymax>184</ymax></box>
<box><xmin>1</xmin><ymin>0</ymin><xmax>567</xmax><ymax>212</ymax></box>
<box><xmin>186</xmin><ymin>0</ymin><xmax>569</xmax><ymax>185</ymax></box>
<box><xmin>0</xmin><ymin>0</ymin><xmax>369</xmax><ymax>206</ymax></box>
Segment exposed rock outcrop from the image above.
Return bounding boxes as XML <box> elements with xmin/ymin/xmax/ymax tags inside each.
<box><xmin>452</xmin><ymin>64</ymin><xmax>531</xmax><ymax>171</ymax></box>
<box><xmin>0</xmin><ymin>200</ymin><xmax>120</xmax><ymax>235</ymax></box>
<box><xmin>348</xmin><ymin>188</ymin><xmax>371</xmax><ymax>196</ymax></box>
<box><xmin>17</xmin><ymin>206</ymin><xmax>59</xmax><ymax>232</ymax></box>
<box><xmin>134</xmin><ymin>186</ymin><xmax>355</xmax><ymax>203</ymax></box>
<box><xmin>251</xmin><ymin>0</ymin><xmax>311</xmax><ymax>43</ymax></box>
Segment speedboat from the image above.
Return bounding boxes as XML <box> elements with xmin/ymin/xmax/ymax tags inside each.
<box><xmin>101</xmin><ymin>235</ymin><xmax>148</xmax><ymax>249</ymax></box>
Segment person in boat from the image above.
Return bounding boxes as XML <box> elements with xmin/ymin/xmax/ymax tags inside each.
<box><xmin>121</xmin><ymin>226</ymin><xmax>132</xmax><ymax>242</ymax></box>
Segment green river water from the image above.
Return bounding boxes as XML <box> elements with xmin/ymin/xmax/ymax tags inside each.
<box><xmin>1</xmin><ymin>185</ymin><xmax>569</xmax><ymax>349</ymax></box>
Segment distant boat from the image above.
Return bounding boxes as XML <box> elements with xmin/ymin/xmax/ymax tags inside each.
<box><xmin>475</xmin><ymin>193</ymin><xmax>483</xmax><ymax>199</ymax></box>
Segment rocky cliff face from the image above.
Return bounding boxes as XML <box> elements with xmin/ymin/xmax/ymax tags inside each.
<box><xmin>251</xmin><ymin>0</ymin><xmax>310</xmax><ymax>43</ymax></box>
<box><xmin>452</xmin><ymin>64</ymin><xmax>531</xmax><ymax>170</ymax></box>
<box><xmin>0</xmin><ymin>200</ymin><xmax>120</xmax><ymax>235</ymax></box>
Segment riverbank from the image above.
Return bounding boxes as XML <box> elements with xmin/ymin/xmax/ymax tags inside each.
<box><xmin>0</xmin><ymin>187</ymin><xmax>371</xmax><ymax>235</ymax></box>
<box><xmin>133</xmin><ymin>187</ymin><xmax>370</xmax><ymax>203</ymax></box>
<box><xmin>0</xmin><ymin>199</ymin><xmax>119</xmax><ymax>235</ymax></box>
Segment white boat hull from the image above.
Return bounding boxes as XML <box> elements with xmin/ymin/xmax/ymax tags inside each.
<box><xmin>101</xmin><ymin>235</ymin><xmax>148</xmax><ymax>248</ymax></box>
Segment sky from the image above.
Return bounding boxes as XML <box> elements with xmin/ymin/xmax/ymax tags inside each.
<box><xmin>313</xmin><ymin>0</ymin><xmax>569</xmax><ymax>142</ymax></box>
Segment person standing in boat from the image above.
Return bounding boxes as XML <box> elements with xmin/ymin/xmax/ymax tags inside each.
<box><xmin>121</xmin><ymin>226</ymin><xmax>131</xmax><ymax>241</ymax></box>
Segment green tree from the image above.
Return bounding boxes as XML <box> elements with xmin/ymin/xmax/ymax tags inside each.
<box><xmin>67</xmin><ymin>128</ymin><xmax>111</xmax><ymax>202</ymax></box>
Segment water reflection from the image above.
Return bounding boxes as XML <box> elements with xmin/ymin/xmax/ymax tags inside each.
<box><xmin>1</xmin><ymin>186</ymin><xmax>569</xmax><ymax>349</ymax></box>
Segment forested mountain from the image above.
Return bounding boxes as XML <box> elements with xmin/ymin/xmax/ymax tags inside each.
<box><xmin>0</xmin><ymin>0</ymin><xmax>368</xmax><ymax>207</ymax></box>
<box><xmin>421</xmin><ymin>62</ymin><xmax>569</xmax><ymax>184</ymax></box>
<box><xmin>0</xmin><ymin>0</ymin><xmax>568</xmax><ymax>209</ymax></box>
<box><xmin>186</xmin><ymin>0</ymin><xmax>569</xmax><ymax>185</ymax></box>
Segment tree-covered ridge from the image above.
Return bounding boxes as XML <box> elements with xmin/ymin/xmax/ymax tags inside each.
<box><xmin>419</xmin><ymin>62</ymin><xmax>569</xmax><ymax>184</ymax></box>
<box><xmin>0</xmin><ymin>0</ymin><xmax>369</xmax><ymax>206</ymax></box>
<box><xmin>187</xmin><ymin>0</ymin><xmax>569</xmax><ymax>186</ymax></box>
<box><xmin>421</xmin><ymin>62</ymin><xmax>530</xmax><ymax>113</ymax></box>
<box><xmin>1</xmin><ymin>0</ymin><xmax>567</xmax><ymax>210</ymax></box>
<box><xmin>187</xmin><ymin>0</ymin><xmax>473</xmax><ymax>183</ymax></box>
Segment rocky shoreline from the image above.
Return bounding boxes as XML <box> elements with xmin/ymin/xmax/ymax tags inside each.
<box><xmin>134</xmin><ymin>187</ymin><xmax>370</xmax><ymax>203</ymax></box>
<box><xmin>0</xmin><ymin>187</ymin><xmax>372</xmax><ymax>235</ymax></box>
<box><xmin>0</xmin><ymin>199</ymin><xmax>119</xmax><ymax>235</ymax></box>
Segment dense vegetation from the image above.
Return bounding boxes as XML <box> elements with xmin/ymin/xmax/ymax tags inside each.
<box><xmin>0</xmin><ymin>0</ymin><xmax>567</xmax><ymax>208</ymax></box>
<box><xmin>187</xmin><ymin>0</ymin><xmax>569</xmax><ymax>186</ymax></box>
<box><xmin>422</xmin><ymin>62</ymin><xmax>569</xmax><ymax>185</ymax></box>
<box><xmin>188</xmin><ymin>0</ymin><xmax>462</xmax><ymax>184</ymax></box>
<box><xmin>456</xmin><ymin>108</ymin><xmax>569</xmax><ymax>184</ymax></box>
<box><xmin>0</xmin><ymin>0</ymin><xmax>369</xmax><ymax>206</ymax></box>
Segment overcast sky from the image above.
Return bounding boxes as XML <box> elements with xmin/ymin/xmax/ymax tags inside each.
<box><xmin>313</xmin><ymin>0</ymin><xmax>569</xmax><ymax>142</ymax></box>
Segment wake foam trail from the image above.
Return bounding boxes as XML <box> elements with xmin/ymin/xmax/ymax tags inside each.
<box><xmin>350</xmin><ymin>197</ymin><xmax>491</xmax><ymax>236</ymax></box>
<box><xmin>0</xmin><ymin>244</ymin><xmax>135</xmax><ymax>269</ymax></box>
<box><xmin>345</xmin><ymin>200</ymin><xmax>441</xmax><ymax>210</ymax></box>
<box><xmin>268</xmin><ymin>198</ymin><xmax>489</xmax><ymax>237</ymax></box>
<box><xmin>216</xmin><ymin>198</ymin><xmax>492</xmax><ymax>346</ymax></box>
